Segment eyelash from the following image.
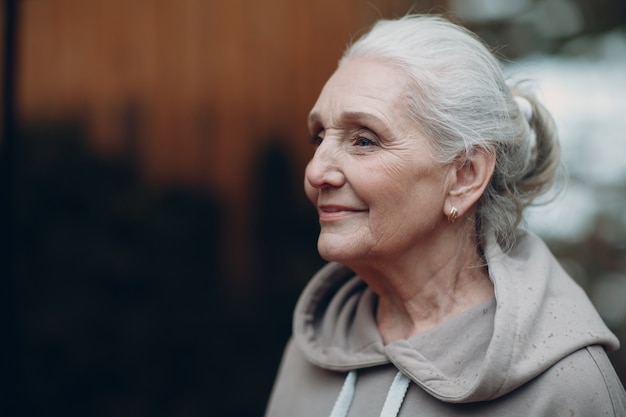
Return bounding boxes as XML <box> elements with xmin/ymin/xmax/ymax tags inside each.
<box><xmin>309</xmin><ymin>134</ymin><xmax>323</xmax><ymax>146</ymax></box>
<box><xmin>308</xmin><ymin>131</ymin><xmax>378</xmax><ymax>147</ymax></box>
<box><xmin>353</xmin><ymin>135</ymin><xmax>376</xmax><ymax>147</ymax></box>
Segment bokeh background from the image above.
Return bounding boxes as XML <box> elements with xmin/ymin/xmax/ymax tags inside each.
<box><xmin>1</xmin><ymin>1</ymin><xmax>625</xmax><ymax>416</ymax></box>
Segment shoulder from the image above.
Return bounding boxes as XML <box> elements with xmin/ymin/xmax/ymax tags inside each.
<box><xmin>487</xmin><ymin>346</ymin><xmax>625</xmax><ymax>416</ymax></box>
<box><xmin>580</xmin><ymin>346</ymin><xmax>626</xmax><ymax>414</ymax></box>
<box><xmin>531</xmin><ymin>346</ymin><xmax>626</xmax><ymax>416</ymax></box>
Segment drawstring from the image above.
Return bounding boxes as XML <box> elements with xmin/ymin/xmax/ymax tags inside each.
<box><xmin>379</xmin><ymin>372</ymin><xmax>411</xmax><ymax>417</ymax></box>
<box><xmin>328</xmin><ymin>371</ymin><xmax>411</xmax><ymax>417</ymax></box>
<box><xmin>328</xmin><ymin>370</ymin><xmax>357</xmax><ymax>417</ymax></box>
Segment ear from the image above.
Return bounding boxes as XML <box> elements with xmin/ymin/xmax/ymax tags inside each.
<box><xmin>444</xmin><ymin>147</ymin><xmax>496</xmax><ymax>218</ymax></box>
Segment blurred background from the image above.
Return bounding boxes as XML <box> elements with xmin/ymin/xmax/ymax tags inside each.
<box><xmin>1</xmin><ymin>0</ymin><xmax>625</xmax><ymax>416</ymax></box>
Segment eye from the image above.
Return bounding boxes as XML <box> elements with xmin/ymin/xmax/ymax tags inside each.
<box><xmin>309</xmin><ymin>133</ymin><xmax>323</xmax><ymax>146</ymax></box>
<box><xmin>353</xmin><ymin>134</ymin><xmax>377</xmax><ymax>147</ymax></box>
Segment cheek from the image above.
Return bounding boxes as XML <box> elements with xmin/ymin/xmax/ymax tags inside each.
<box><xmin>365</xmin><ymin>169</ymin><xmax>437</xmax><ymax>220</ymax></box>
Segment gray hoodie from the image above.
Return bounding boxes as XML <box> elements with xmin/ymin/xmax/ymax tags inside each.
<box><xmin>265</xmin><ymin>231</ymin><xmax>626</xmax><ymax>416</ymax></box>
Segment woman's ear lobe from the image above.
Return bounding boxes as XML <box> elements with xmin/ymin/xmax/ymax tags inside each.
<box><xmin>447</xmin><ymin>148</ymin><xmax>496</xmax><ymax>208</ymax></box>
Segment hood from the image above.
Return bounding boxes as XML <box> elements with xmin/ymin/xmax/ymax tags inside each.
<box><xmin>293</xmin><ymin>230</ymin><xmax>620</xmax><ymax>403</ymax></box>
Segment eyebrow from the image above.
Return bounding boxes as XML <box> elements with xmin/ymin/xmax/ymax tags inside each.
<box><xmin>308</xmin><ymin>110</ymin><xmax>386</xmax><ymax>130</ymax></box>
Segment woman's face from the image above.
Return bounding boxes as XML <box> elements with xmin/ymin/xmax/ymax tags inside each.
<box><xmin>305</xmin><ymin>57</ymin><xmax>453</xmax><ymax>266</ymax></box>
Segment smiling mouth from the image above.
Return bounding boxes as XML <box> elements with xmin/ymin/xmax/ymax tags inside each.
<box><xmin>318</xmin><ymin>205</ymin><xmax>368</xmax><ymax>222</ymax></box>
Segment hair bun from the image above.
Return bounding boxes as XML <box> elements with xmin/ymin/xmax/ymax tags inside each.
<box><xmin>514</xmin><ymin>95</ymin><xmax>533</xmax><ymax>123</ymax></box>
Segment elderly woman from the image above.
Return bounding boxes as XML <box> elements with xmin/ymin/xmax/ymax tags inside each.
<box><xmin>265</xmin><ymin>15</ymin><xmax>626</xmax><ymax>417</ymax></box>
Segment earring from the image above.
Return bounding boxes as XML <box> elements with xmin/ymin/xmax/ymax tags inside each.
<box><xmin>447</xmin><ymin>207</ymin><xmax>459</xmax><ymax>224</ymax></box>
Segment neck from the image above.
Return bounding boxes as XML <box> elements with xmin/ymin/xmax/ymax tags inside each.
<box><xmin>349</xmin><ymin>224</ymin><xmax>494</xmax><ymax>344</ymax></box>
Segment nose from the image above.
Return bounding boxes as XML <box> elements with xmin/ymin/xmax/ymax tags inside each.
<box><xmin>305</xmin><ymin>140</ymin><xmax>345</xmax><ymax>191</ymax></box>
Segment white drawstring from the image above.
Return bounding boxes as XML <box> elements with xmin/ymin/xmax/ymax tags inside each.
<box><xmin>328</xmin><ymin>371</ymin><xmax>411</xmax><ymax>417</ymax></box>
<box><xmin>379</xmin><ymin>372</ymin><xmax>411</xmax><ymax>417</ymax></box>
<box><xmin>328</xmin><ymin>370</ymin><xmax>357</xmax><ymax>417</ymax></box>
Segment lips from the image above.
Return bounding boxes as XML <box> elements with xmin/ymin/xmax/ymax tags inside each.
<box><xmin>318</xmin><ymin>204</ymin><xmax>368</xmax><ymax>222</ymax></box>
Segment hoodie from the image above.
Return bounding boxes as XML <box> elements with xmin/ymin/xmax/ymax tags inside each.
<box><xmin>265</xmin><ymin>231</ymin><xmax>626</xmax><ymax>416</ymax></box>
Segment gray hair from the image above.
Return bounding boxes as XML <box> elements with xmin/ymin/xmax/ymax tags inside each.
<box><xmin>340</xmin><ymin>15</ymin><xmax>561</xmax><ymax>251</ymax></box>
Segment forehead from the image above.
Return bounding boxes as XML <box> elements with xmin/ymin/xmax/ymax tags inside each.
<box><xmin>308</xmin><ymin>57</ymin><xmax>411</xmax><ymax>128</ymax></box>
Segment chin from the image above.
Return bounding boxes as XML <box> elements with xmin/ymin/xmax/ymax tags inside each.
<box><xmin>317</xmin><ymin>236</ymin><xmax>344</xmax><ymax>262</ymax></box>
<box><xmin>317</xmin><ymin>235</ymin><xmax>365</xmax><ymax>264</ymax></box>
